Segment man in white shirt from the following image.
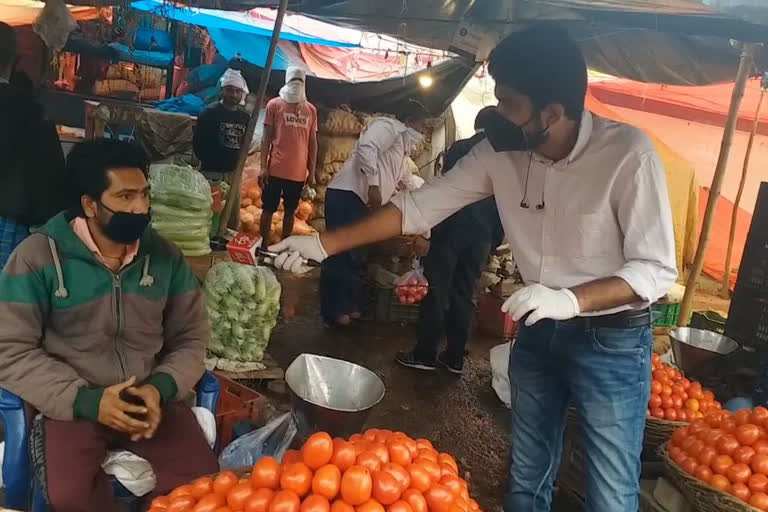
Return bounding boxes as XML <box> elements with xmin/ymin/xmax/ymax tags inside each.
<box><xmin>320</xmin><ymin>107</ymin><xmax>428</xmax><ymax>327</ymax></box>
<box><xmin>271</xmin><ymin>26</ymin><xmax>676</xmax><ymax>511</ymax></box>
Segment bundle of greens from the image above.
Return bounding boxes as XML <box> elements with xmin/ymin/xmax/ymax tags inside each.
<box><xmin>149</xmin><ymin>164</ymin><xmax>212</xmax><ymax>256</ymax></box>
<box><xmin>204</xmin><ymin>263</ymin><xmax>281</xmax><ymax>362</ymax></box>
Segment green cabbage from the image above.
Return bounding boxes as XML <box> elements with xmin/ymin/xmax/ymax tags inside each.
<box><xmin>204</xmin><ymin>263</ymin><xmax>282</xmax><ymax>362</ymax></box>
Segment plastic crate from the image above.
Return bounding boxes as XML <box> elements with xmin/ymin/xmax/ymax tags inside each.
<box><xmin>369</xmin><ymin>285</ymin><xmax>420</xmax><ymax>324</ymax></box>
<box><xmin>726</xmin><ymin>290</ymin><xmax>768</xmax><ymax>350</ymax></box>
<box><xmin>690</xmin><ymin>311</ymin><xmax>727</xmax><ymax>334</ymax></box>
<box><xmin>213</xmin><ymin>373</ymin><xmax>266</xmax><ymax>452</ymax></box>
<box><xmin>651</xmin><ymin>302</ymin><xmax>681</xmax><ymax>327</ymax></box>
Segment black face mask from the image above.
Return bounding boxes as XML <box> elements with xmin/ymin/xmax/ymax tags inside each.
<box><xmin>483</xmin><ymin>109</ymin><xmax>549</xmax><ymax>153</ymax></box>
<box><xmin>97</xmin><ymin>203</ymin><xmax>151</xmax><ymax>244</ymax></box>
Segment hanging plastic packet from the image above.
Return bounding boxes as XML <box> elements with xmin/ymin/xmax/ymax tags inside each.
<box><xmin>301</xmin><ymin>185</ymin><xmax>317</xmax><ymax>202</ymax></box>
<box><xmin>395</xmin><ymin>258</ymin><xmax>429</xmax><ymax>305</ymax></box>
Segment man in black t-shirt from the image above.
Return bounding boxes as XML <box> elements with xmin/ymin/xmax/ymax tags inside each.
<box><xmin>396</xmin><ymin>106</ymin><xmax>503</xmax><ymax>374</ymax></box>
<box><xmin>193</xmin><ymin>68</ymin><xmax>251</xmax><ymax>180</ymax></box>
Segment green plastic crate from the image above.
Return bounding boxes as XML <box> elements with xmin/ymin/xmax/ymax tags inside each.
<box><xmin>652</xmin><ymin>302</ymin><xmax>681</xmax><ymax>327</ymax></box>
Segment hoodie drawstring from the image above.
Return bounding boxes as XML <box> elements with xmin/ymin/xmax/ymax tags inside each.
<box><xmin>47</xmin><ymin>238</ymin><xmax>69</xmax><ymax>299</ymax></box>
<box><xmin>139</xmin><ymin>255</ymin><xmax>154</xmax><ymax>287</ymax></box>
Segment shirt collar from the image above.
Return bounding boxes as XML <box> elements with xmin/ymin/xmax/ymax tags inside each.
<box><xmin>71</xmin><ymin>217</ymin><xmax>139</xmax><ymax>268</ymax></box>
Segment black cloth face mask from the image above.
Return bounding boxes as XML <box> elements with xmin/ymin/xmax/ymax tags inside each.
<box><xmin>483</xmin><ymin>109</ymin><xmax>549</xmax><ymax>153</ymax></box>
<box><xmin>98</xmin><ymin>202</ymin><xmax>151</xmax><ymax>244</ymax></box>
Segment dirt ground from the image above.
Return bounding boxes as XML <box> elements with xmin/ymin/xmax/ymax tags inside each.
<box><xmin>268</xmin><ymin>273</ymin><xmax>584</xmax><ymax>512</ymax></box>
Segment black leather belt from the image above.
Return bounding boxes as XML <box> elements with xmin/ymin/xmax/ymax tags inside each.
<box><xmin>560</xmin><ymin>308</ymin><xmax>651</xmax><ymax>329</ymax></box>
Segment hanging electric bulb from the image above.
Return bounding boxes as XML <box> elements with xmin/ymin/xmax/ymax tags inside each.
<box><xmin>419</xmin><ymin>60</ymin><xmax>433</xmax><ymax>89</ymax></box>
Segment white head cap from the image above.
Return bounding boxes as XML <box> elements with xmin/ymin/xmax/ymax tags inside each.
<box><xmin>285</xmin><ymin>66</ymin><xmax>307</xmax><ymax>84</ymax></box>
<box><xmin>220</xmin><ymin>68</ymin><xmax>248</xmax><ymax>93</ymax></box>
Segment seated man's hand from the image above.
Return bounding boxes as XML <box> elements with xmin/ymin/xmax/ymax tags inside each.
<box><xmin>125</xmin><ymin>384</ymin><xmax>162</xmax><ymax>441</ymax></box>
<box><xmin>98</xmin><ymin>376</ymin><xmax>150</xmax><ymax>434</ymax></box>
<box><xmin>269</xmin><ymin>233</ymin><xmax>328</xmax><ymax>274</ymax></box>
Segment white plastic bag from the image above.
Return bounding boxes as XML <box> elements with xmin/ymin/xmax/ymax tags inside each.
<box><xmin>33</xmin><ymin>0</ymin><xmax>77</xmax><ymax>51</ymax></box>
<box><xmin>490</xmin><ymin>342</ymin><xmax>512</xmax><ymax>408</ymax></box>
<box><xmin>219</xmin><ymin>412</ymin><xmax>297</xmax><ymax>470</ymax></box>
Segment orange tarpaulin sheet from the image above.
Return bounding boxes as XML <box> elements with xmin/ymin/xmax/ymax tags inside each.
<box><xmin>585</xmin><ymin>91</ymin><xmax>700</xmax><ymax>279</ymax></box>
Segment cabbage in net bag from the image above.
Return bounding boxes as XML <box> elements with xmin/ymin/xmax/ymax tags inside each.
<box><xmin>205</xmin><ymin>263</ymin><xmax>281</xmax><ymax>362</ymax></box>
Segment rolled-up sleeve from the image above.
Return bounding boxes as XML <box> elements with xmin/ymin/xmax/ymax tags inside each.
<box><xmin>390</xmin><ymin>145</ymin><xmax>493</xmax><ymax>235</ymax></box>
<box><xmin>613</xmin><ymin>151</ymin><xmax>678</xmax><ymax>303</ymax></box>
<box><xmin>358</xmin><ymin>120</ymin><xmax>398</xmax><ymax>177</ymax></box>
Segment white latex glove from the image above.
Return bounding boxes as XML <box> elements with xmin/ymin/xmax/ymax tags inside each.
<box><xmin>501</xmin><ymin>283</ymin><xmax>581</xmax><ymax>326</ymax></box>
<box><xmin>268</xmin><ymin>233</ymin><xmax>328</xmax><ymax>274</ymax></box>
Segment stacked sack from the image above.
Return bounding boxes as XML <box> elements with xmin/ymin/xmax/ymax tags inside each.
<box><xmin>312</xmin><ymin>108</ymin><xmax>364</xmax><ymax>233</ymax></box>
<box><xmin>149</xmin><ymin>164</ymin><xmax>212</xmax><ymax>256</ymax></box>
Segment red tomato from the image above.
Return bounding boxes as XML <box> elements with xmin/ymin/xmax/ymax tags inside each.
<box><xmin>712</xmin><ymin>455</ymin><xmax>735</xmax><ymax>475</ymax></box>
<box><xmin>387</xmin><ymin>439</ymin><xmax>413</xmax><ymax>467</ymax></box>
<box><xmin>734</xmin><ymin>446</ymin><xmax>757</xmax><ymax>466</ymax></box>
<box><xmin>752</xmin><ymin>454</ymin><xmax>768</xmax><ymax>475</ymax></box>
<box><xmin>269</xmin><ymin>491</ymin><xmax>301</xmax><ymax>512</ymax></box>
<box><xmin>194</xmin><ymin>493</ymin><xmax>226</xmax><ymax>512</ymax></box>
<box><xmin>215</xmin><ymin>473</ymin><xmax>240</xmax><ymax>497</ymax></box>
<box><xmin>754</xmin><ymin>440</ymin><xmax>768</xmax><ymax>456</ymax></box>
<box><xmin>245</xmin><ymin>489</ymin><xmax>275</xmax><ymax>512</ymax></box>
<box><xmin>710</xmin><ymin>474</ymin><xmax>731</xmax><ymax>493</ymax></box>
<box><xmin>192</xmin><ymin>478</ymin><xmax>215</xmax><ymax>499</ymax></box>
<box><xmin>681</xmin><ymin>457</ymin><xmax>698</xmax><ymax>475</ymax></box>
<box><xmin>705</xmin><ymin>429</ymin><xmax>725</xmax><ymax>447</ymax></box>
<box><xmin>401</xmin><ymin>490</ymin><xmax>428</xmax><ymax>512</ymax></box>
<box><xmin>330</xmin><ymin>501</ymin><xmax>355</xmax><ymax>512</ymax></box>
<box><xmin>661</xmin><ymin>396</ymin><xmax>674</xmax><ymax>409</ymax></box>
<box><xmin>730</xmin><ymin>482</ymin><xmax>751</xmax><ymax>502</ymax></box>
<box><xmin>252</xmin><ymin>457</ymin><xmax>282</xmax><ymax>490</ymax></box>
<box><xmin>168</xmin><ymin>496</ymin><xmax>197</xmax><ymax>512</ymax></box>
<box><xmin>372</xmin><ymin>470</ymin><xmax>402</xmax><ymax>505</ymax></box>
<box><xmin>332</xmin><ymin>440</ymin><xmax>359</xmax><ymax>472</ymax></box>
<box><xmin>281</xmin><ymin>463</ymin><xmax>313</xmax><ymax>497</ymax></box>
<box><xmin>356</xmin><ymin>500</ymin><xmax>385</xmax><ymax>512</ymax></box>
<box><xmin>664</xmin><ymin>408</ymin><xmax>678</xmax><ymax>421</ymax></box>
<box><xmin>750</xmin><ymin>474</ymin><xmax>768</xmax><ymax>494</ymax></box>
<box><xmin>651</xmin><ymin>380</ymin><xmax>663</xmax><ymax>394</ymax></box>
<box><xmin>737</xmin><ymin>424</ymin><xmax>762</xmax><ymax>447</ymax></box>
<box><xmin>406</xmin><ymin>464</ymin><xmax>432</xmax><ymax>493</ymax></box>
<box><xmin>357</xmin><ymin>452</ymin><xmax>383</xmax><ymax>472</ymax></box>
<box><xmin>671</xmin><ymin>427</ymin><xmax>689</xmax><ymax>447</ymax></box>
<box><xmin>300</xmin><ymin>495</ymin><xmax>331</xmax><ymax>512</ymax></box>
<box><xmin>751</xmin><ymin>492</ymin><xmax>768</xmax><ymax>511</ymax></box>
<box><xmin>694</xmin><ymin>465</ymin><xmax>713</xmax><ymax>484</ymax></box>
<box><xmin>424</xmin><ymin>484</ymin><xmax>455</xmax><ymax>512</ymax></box>
<box><xmin>414</xmin><ymin>459</ymin><xmax>441</xmax><ymax>483</ymax></box>
<box><xmin>717</xmin><ymin>435</ymin><xmax>741</xmax><ymax>456</ymax></box>
<box><xmin>227</xmin><ymin>483</ymin><xmax>254</xmax><ymax>511</ymax></box>
<box><xmin>735</xmin><ymin>410</ymin><xmax>753</xmax><ymax>427</ymax></box>
<box><xmin>387</xmin><ymin>501</ymin><xmax>414</xmax><ymax>512</ymax></box>
<box><xmin>312</xmin><ymin>465</ymin><xmax>342</xmax><ymax>501</ymax></box>
<box><xmin>727</xmin><ymin>463</ymin><xmax>753</xmax><ymax>484</ymax></box>
<box><xmin>650</xmin><ymin>408</ymin><xmax>665</xmax><ymax>419</ymax></box>
<box><xmin>753</xmin><ymin>407</ymin><xmax>768</xmax><ymax>424</ymax></box>
<box><xmin>152</xmin><ymin>496</ymin><xmax>172</xmax><ymax>509</ymax></box>
<box><xmin>698</xmin><ymin>446</ymin><xmax>718</xmax><ymax>467</ymax></box>
<box><xmin>341</xmin><ymin>466</ymin><xmax>373</xmax><ymax>506</ymax></box>
<box><xmin>303</xmin><ymin>433</ymin><xmax>334</xmax><ymax>470</ymax></box>
<box><xmin>171</xmin><ymin>485</ymin><xmax>196</xmax><ymax>500</ymax></box>
<box><xmin>382</xmin><ymin>463</ymin><xmax>411</xmax><ymax>492</ymax></box>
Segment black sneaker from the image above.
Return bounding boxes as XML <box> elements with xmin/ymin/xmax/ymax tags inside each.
<box><xmin>395</xmin><ymin>351</ymin><xmax>436</xmax><ymax>371</ymax></box>
<box><xmin>437</xmin><ymin>352</ymin><xmax>464</xmax><ymax>375</ymax></box>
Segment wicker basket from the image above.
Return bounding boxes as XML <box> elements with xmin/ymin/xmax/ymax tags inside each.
<box><xmin>643</xmin><ymin>416</ymin><xmax>689</xmax><ymax>461</ymax></box>
<box><xmin>660</xmin><ymin>444</ymin><xmax>761</xmax><ymax>512</ymax></box>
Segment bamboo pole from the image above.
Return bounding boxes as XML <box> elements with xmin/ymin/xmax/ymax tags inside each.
<box><xmin>721</xmin><ymin>75</ymin><xmax>767</xmax><ymax>296</ymax></box>
<box><xmin>218</xmin><ymin>0</ymin><xmax>290</xmax><ymax>237</ymax></box>
<box><xmin>678</xmin><ymin>44</ymin><xmax>755</xmax><ymax>326</ymax></box>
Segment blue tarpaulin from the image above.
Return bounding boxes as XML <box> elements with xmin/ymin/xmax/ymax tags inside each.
<box><xmin>130</xmin><ymin>0</ymin><xmax>356</xmax><ymax>47</ymax></box>
<box><xmin>207</xmin><ymin>27</ymin><xmax>295</xmax><ymax>68</ymax></box>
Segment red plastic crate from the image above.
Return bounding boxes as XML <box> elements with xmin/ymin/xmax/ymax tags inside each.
<box><xmin>476</xmin><ymin>293</ymin><xmax>517</xmax><ymax>340</ymax></box>
<box><xmin>213</xmin><ymin>373</ymin><xmax>266</xmax><ymax>452</ymax></box>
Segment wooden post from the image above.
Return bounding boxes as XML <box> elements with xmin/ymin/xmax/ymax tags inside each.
<box><xmin>721</xmin><ymin>73</ymin><xmax>768</xmax><ymax>295</ymax></box>
<box><xmin>218</xmin><ymin>0</ymin><xmax>289</xmax><ymax>237</ymax></box>
<box><xmin>678</xmin><ymin>44</ymin><xmax>755</xmax><ymax>326</ymax></box>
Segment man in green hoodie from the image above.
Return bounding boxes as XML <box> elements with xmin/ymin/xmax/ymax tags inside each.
<box><xmin>0</xmin><ymin>139</ymin><xmax>217</xmax><ymax>511</ymax></box>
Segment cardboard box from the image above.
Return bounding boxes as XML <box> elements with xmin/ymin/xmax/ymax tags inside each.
<box><xmin>226</xmin><ymin>232</ymin><xmax>262</xmax><ymax>266</ymax></box>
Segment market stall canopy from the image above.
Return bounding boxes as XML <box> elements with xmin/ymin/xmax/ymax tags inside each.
<box><xmin>0</xmin><ymin>0</ymin><xmax>100</xmax><ymax>26</ymax></box>
<box><xmin>245</xmin><ymin>0</ymin><xmax>768</xmax><ymax>85</ymax></box>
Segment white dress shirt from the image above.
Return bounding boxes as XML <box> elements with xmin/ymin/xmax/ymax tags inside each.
<box><xmin>330</xmin><ymin>118</ymin><xmax>419</xmax><ymax>205</ymax></box>
<box><xmin>391</xmin><ymin>111</ymin><xmax>677</xmax><ymax>315</ymax></box>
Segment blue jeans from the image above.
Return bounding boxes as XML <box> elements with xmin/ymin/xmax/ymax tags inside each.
<box><xmin>505</xmin><ymin>319</ymin><xmax>652</xmax><ymax>512</ymax></box>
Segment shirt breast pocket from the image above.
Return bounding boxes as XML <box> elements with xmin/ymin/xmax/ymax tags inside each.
<box><xmin>560</xmin><ymin>213</ymin><xmax>615</xmax><ymax>259</ymax></box>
